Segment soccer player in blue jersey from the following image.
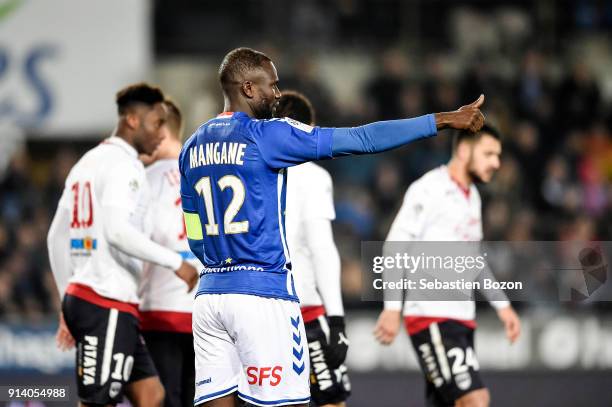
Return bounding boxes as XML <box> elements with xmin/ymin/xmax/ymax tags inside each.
<box><xmin>179</xmin><ymin>47</ymin><xmax>485</xmax><ymax>407</ymax></box>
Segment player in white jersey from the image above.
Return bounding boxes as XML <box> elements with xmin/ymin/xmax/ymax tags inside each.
<box><xmin>139</xmin><ymin>100</ymin><xmax>200</xmax><ymax>407</ymax></box>
<box><xmin>276</xmin><ymin>91</ymin><xmax>351</xmax><ymax>407</ymax></box>
<box><xmin>374</xmin><ymin>125</ymin><xmax>521</xmax><ymax>407</ymax></box>
<box><xmin>47</xmin><ymin>84</ymin><xmax>198</xmax><ymax>407</ymax></box>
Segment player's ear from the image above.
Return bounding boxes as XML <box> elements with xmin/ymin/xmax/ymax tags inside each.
<box><xmin>456</xmin><ymin>141</ymin><xmax>471</xmax><ymax>161</ymax></box>
<box><xmin>241</xmin><ymin>81</ymin><xmax>255</xmax><ymax>99</ymax></box>
<box><xmin>125</xmin><ymin>111</ymin><xmax>141</xmax><ymax>130</ymax></box>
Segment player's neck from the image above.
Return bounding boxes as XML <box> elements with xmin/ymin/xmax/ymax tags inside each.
<box><xmin>224</xmin><ymin>97</ymin><xmax>254</xmax><ymax>118</ymax></box>
<box><xmin>111</xmin><ymin>128</ymin><xmax>137</xmax><ymax>149</ymax></box>
<box><xmin>447</xmin><ymin>159</ymin><xmax>472</xmax><ymax>190</ymax></box>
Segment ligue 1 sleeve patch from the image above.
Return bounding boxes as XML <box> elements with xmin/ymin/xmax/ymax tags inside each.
<box><xmin>282</xmin><ymin>117</ymin><xmax>314</xmax><ymax>134</ymax></box>
<box><xmin>184</xmin><ymin>212</ymin><xmax>204</xmax><ymax>240</ymax></box>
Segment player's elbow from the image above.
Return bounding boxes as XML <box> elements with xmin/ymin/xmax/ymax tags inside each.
<box><xmin>103</xmin><ymin>220</ymin><xmax>124</xmax><ymax>248</ymax></box>
<box><xmin>46</xmin><ymin>227</ymin><xmax>56</xmax><ymax>249</ymax></box>
<box><xmin>47</xmin><ymin>210</ymin><xmax>65</xmax><ymax>248</ymax></box>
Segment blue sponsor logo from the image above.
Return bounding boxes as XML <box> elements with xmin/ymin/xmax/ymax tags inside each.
<box><xmin>70</xmin><ymin>237</ymin><xmax>97</xmax><ymax>251</ymax></box>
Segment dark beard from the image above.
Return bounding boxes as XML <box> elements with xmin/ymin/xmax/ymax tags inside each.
<box><xmin>467</xmin><ymin>168</ymin><xmax>484</xmax><ymax>184</ymax></box>
<box><xmin>252</xmin><ymin>98</ymin><xmax>274</xmax><ymax>119</ymax></box>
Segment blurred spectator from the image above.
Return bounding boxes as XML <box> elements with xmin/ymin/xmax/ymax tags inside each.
<box><xmin>364</xmin><ymin>48</ymin><xmax>410</xmax><ymax>121</ymax></box>
<box><xmin>507</xmin><ymin>121</ymin><xmax>542</xmax><ymax>203</ymax></box>
<box><xmin>282</xmin><ymin>55</ymin><xmax>338</xmax><ymax>125</ymax></box>
<box><xmin>0</xmin><ymin>148</ymin><xmax>70</xmax><ymax>321</ymax></box>
<box><xmin>43</xmin><ymin>148</ymin><xmax>78</xmax><ymax>213</ymax></box>
<box><xmin>556</xmin><ymin>62</ymin><xmax>602</xmax><ymax>130</ymax></box>
<box><xmin>542</xmin><ymin>155</ymin><xmax>572</xmax><ymax>209</ymax></box>
<box><xmin>514</xmin><ymin>50</ymin><xmax>553</xmax><ymax>120</ymax></box>
<box><xmin>0</xmin><ymin>149</ymin><xmax>39</xmax><ymax>226</ymax></box>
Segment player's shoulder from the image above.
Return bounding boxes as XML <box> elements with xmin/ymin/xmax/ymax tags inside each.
<box><xmin>471</xmin><ymin>184</ymin><xmax>482</xmax><ymax>202</ymax></box>
<box><xmin>405</xmin><ymin>166</ymin><xmax>447</xmax><ymax>199</ymax></box>
<box><xmin>185</xmin><ymin>112</ymin><xmax>253</xmax><ymax>146</ymax></box>
<box><xmin>179</xmin><ymin>130</ymin><xmax>200</xmax><ymax>170</ymax></box>
<box><xmin>75</xmin><ymin>140</ymin><xmax>143</xmax><ymax>178</ymax></box>
<box><xmin>410</xmin><ymin>166</ymin><xmax>442</xmax><ymax>189</ymax></box>
<box><xmin>273</xmin><ymin>117</ymin><xmax>315</xmax><ymax>133</ymax></box>
<box><xmin>251</xmin><ymin>115</ymin><xmax>315</xmax><ymax>135</ymax></box>
<box><xmin>182</xmin><ymin>129</ymin><xmax>198</xmax><ymax>151</ymax></box>
<box><xmin>146</xmin><ymin>159</ymin><xmax>176</xmax><ymax>178</ymax></box>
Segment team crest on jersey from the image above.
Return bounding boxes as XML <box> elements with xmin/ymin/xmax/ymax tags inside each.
<box><xmin>413</xmin><ymin>203</ymin><xmax>423</xmax><ymax>215</ymax></box>
<box><xmin>129</xmin><ymin>179</ymin><xmax>139</xmax><ymax>191</ymax></box>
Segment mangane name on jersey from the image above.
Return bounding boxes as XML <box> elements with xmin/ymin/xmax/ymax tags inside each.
<box><xmin>189</xmin><ymin>142</ymin><xmax>247</xmax><ymax>169</ymax></box>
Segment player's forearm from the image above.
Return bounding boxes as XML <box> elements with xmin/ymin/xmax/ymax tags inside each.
<box><xmin>103</xmin><ymin>206</ymin><xmax>183</xmax><ymax>271</ymax></box>
<box><xmin>47</xmin><ymin>207</ymin><xmax>72</xmax><ymax>298</ymax></box>
<box><xmin>330</xmin><ymin>114</ymin><xmax>436</xmax><ymax>157</ymax></box>
<box><xmin>476</xmin><ymin>263</ymin><xmax>510</xmax><ymax>309</ymax></box>
<box><xmin>381</xmin><ymin>240</ymin><xmax>409</xmax><ymax>311</ymax></box>
<box><xmin>305</xmin><ymin>220</ymin><xmax>344</xmax><ymax>316</ymax></box>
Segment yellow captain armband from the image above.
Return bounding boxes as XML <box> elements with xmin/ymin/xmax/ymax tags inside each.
<box><xmin>183</xmin><ymin>212</ymin><xmax>204</xmax><ymax>240</ymax></box>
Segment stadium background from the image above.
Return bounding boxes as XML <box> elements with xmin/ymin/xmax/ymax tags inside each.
<box><xmin>0</xmin><ymin>0</ymin><xmax>611</xmax><ymax>405</ymax></box>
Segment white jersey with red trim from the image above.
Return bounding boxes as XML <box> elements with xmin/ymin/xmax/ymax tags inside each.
<box><xmin>385</xmin><ymin>165</ymin><xmax>483</xmax><ymax>321</ymax></box>
<box><xmin>139</xmin><ymin>159</ymin><xmax>199</xmax><ymax>331</ymax></box>
<box><xmin>56</xmin><ymin>137</ymin><xmax>152</xmax><ymax>303</ymax></box>
<box><xmin>285</xmin><ymin>162</ymin><xmax>343</xmax><ymax>317</ymax></box>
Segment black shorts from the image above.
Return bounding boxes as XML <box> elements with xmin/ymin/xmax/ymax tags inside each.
<box><xmin>62</xmin><ymin>295</ymin><xmax>158</xmax><ymax>406</ymax></box>
<box><xmin>143</xmin><ymin>330</ymin><xmax>195</xmax><ymax>407</ymax></box>
<box><xmin>305</xmin><ymin>316</ymin><xmax>351</xmax><ymax>406</ymax></box>
<box><xmin>410</xmin><ymin>321</ymin><xmax>484</xmax><ymax>407</ymax></box>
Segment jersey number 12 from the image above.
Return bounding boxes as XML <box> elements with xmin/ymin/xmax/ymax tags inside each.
<box><xmin>195</xmin><ymin>175</ymin><xmax>249</xmax><ymax>236</ymax></box>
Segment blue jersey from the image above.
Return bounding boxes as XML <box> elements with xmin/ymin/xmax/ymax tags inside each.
<box><xmin>179</xmin><ymin>112</ymin><xmax>334</xmax><ymax>302</ymax></box>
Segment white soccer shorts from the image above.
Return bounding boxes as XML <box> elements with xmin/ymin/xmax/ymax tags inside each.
<box><xmin>193</xmin><ymin>293</ymin><xmax>310</xmax><ymax>406</ymax></box>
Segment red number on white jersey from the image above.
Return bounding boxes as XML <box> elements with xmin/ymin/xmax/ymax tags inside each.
<box><xmin>70</xmin><ymin>181</ymin><xmax>94</xmax><ymax>229</ymax></box>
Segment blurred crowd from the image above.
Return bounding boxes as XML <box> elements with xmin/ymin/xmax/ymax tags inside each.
<box><xmin>1</xmin><ymin>2</ymin><xmax>611</xmax><ymax>320</ymax></box>
<box><xmin>0</xmin><ymin>147</ymin><xmax>79</xmax><ymax>321</ymax></box>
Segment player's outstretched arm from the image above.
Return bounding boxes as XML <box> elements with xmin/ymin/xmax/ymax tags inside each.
<box><xmin>248</xmin><ymin>95</ymin><xmax>485</xmax><ymax>169</ymax></box>
<box><xmin>331</xmin><ymin>94</ymin><xmax>486</xmax><ymax>157</ymax></box>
